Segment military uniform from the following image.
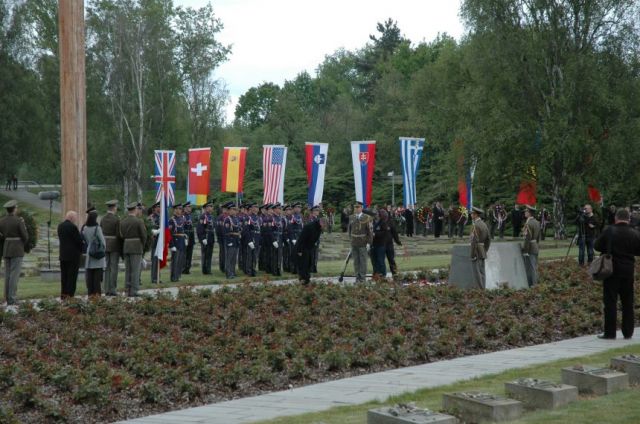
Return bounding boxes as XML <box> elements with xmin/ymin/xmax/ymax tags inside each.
<box><xmin>169</xmin><ymin>204</ymin><xmax>186</xmax><ymax>282</ymax></box>
<box><xmin>470</xmin><ymin>207</ymin><xmax>491</xmax><ymax>289</ymax></box>
<box><xmin>223</xmin><ymin>206</ymin><xmax>241</xmax><ymax>278</ymax></box>
<box><xmin>0</xmin><ymin>200</ymin><xmax>28</xmax><ymax>304</ymax></box>
<box><xmin>282</xmin><ymin>206</ymin><xmax>292</xmax><ymax>273</ymax></box>
<box><xmin>182</xmin><ymin>202</ymin><xmax>195</xmax><ymax>274</ymax></box>
<box><xmin>149</xmin><ymin>204</ymin><xmax>160</xmax><ymax>284</ymax></box>
<box><xmin>216</xmin><ymin>205</ymin><xmax>228</xmax><ymax>272</ymax></box>
<box><xmin>100</xmin><ymin>200</ymin><xmax>121</xmax><ymax>295</ymax></box>
<box><xmin>309</xmin><ymin>207</ymin><xmax>321</xmax><ymax>272</ymax></box>
<box><xmin>286</xmin><ymin>206</ymin><xmax>303</xmax><ymax>274</ymax></box>
<box><xmin>243</xmin><ymin>207</ymin><xmax>262</xmax><ymax>276</ymax></box>
<box><xmin>238</xmin><ymin>206</ymin><xmax>248</xmax><ymax>272</ymax></box>
<box><xmin>197</xmin><ymin>203</ymin><xmax>215</xmax><ymax>274</ymax></box>
<box><xmin>522</xmin><ymin>206</ymin><xmax>541</xmax><ymax>287</ymax></box>
<box><xmin>119</xmin><ymin>203</ymin><xmax>147</xmax><ymax>296</ymax></box>
<box><xmin>269</xmin><ymin>205</ymin><xmax>285</xmax><ymax>276</ymax></box>
<box><xmin>259</xmin><ymin>205</ymin><xmax>272</xmax><ymax>272</ymax></box>
<box><xmin>348</xmin><ymin>203</ymin><xmax>373</xmax><ymax>283</ymax></box>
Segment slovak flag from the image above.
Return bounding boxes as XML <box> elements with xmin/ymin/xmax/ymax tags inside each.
<box><xmin>305</xmin><ymin>142</ymin><xmax>329</xmax><ymax>207</ymax></box>
<box><xmin>350</xmin><ymin>141</ymin><xmax>376</xmax><ymax>208</ymax></box>
<box><xmin>154</xmin><ymin>150</ymin><xmax>175</xmax><ymax>268</ymax></box>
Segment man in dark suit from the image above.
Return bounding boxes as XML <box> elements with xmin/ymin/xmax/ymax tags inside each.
<box><xmin>57</xmin><ymin>210</ymin><xmax>84</xmax><ymax>299</ymax></box>
<box><xmin>594</xmin><ymin>208</ymin><xmax>640</xmax><ymax>340</ymax></box>
<box><xmin>296</xmin><ymin>218</ymin><xmax>327</xmax><ymax>284</ymax></box>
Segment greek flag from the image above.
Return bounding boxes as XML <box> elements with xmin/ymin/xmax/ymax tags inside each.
<box><xmin>399</xmin><ymin>137</ymin><xmax>425</xmax><ymax>207</ymax></box>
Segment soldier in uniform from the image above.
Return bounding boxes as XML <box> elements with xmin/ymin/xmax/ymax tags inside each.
<box><xmin>149</xmin><ymin>202</ymin><xmax>161</xmax><ymax>284</ymax></box>
<box><xmin>287</xmin><ymin>203</ymin><xmax>303</xmax><ymax>274</ymax></box>
<box><xmin>469</xmin><ymin>206</ymin><xmax>491</xmax><ymax>289</ymax></box>
<box><xmin>101</xmin><ymin>199</ymin><xmax>121</xmax><ymax>295</ymax></box>
<box><xmin>0</xmin><ymin>200</ymin><xmax>29</xmax><ymax>305</ymax></box>
<box><xmin>490</xmin><ymin>204</ymin><xmax>507</xmax><ymax>239</ymax></box>
<box><xmin>348</xmin><ymin>201</ymin><xmax>373</xmax><ymax>283</ymax></box>
<box><xmin>309</xmin><ymin>205</ymin><xmax>321</xmax><ymax>272</ymax></box>
<box><xmin>119</xmin><ymin>202</ymin><xmax>147</xmax><ymax>297</ymax></box>
<box><xmin>539</xmin><ymin>207</ymin><xmax>551</xmax><ymax>240</ymax></box>
<box><xmin>296</xmin><ymin>218</ymin><xmax>327</xmax><ymax>284</ymax></box>
<box><xmin>270</xmin><ymin>203</ymin><xmax>285</xmax><ymax>276</ymax></box>
<box><xmin>237</xmin><ymin>204</ymin><xmax>248</xmax><ymax>272</ymax></box>
<box><xmin>282</xmin><ymin>204</ymin><xmax>292</xmax><ymax>273</ymax></box>
<box><xmin>169</xmin><ymin>203</ymin><xmax>186</xmax><ymax>282</ymax></box>
<box><xmin>259</xmin><ymin>204</ymin><xmax>272</xmax><ymax>272</ymax></box>
<box><xmin>182</xmin><ymin>202</ymin><xmax>195</xmax><ymax>274</ymax></box>
<box><xmin>433</xmin><ymin>201</ymin><xmax>445</xmax><ymax>238</ymax></box>
<box><xmin>223</xmin><ymin>203</ymin><xmax>241</xmax><ymax>279</ymax></box>
<box><xmin>216</xmin><ymin>203</ymin><xmax>229</xmax><ymax>273</ymax></box>
<box><xmin>197</xmin><ymin>201</ymin><xmax>215</xmax><ymax>274</ymax></box>
<box><xmin>522</xmin><ymin>205</ymin><xmax>541</xmax><ymax>287</ymax></box>
<box><xmin>243</xmin><ymin>204</ymin><xmax>262</xmax><ymax>276</ymax></box>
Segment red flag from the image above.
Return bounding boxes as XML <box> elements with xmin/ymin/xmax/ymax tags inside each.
<box><xmin>188</xmin><ymin>148</ymin><xmax>211</xmax><ymax>206</ymax></box>
<box><xmin>458</xmin><ymin>179</ymin><xmax>467</xmax><ymax>207</ymax></box>
<box><xmin>516</xmin><ymin>181</ymin><xmax>537</xmax><ymax>205</ymax></box>
<box><xmin>588</xmin><ymin>185</ymin><xmax>602</xmax><ymax>203</ymax></box>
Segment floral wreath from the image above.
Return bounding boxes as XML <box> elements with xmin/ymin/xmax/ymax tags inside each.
<box><xmin>416</xmin><ymin>206</ymin><xmax>433</xmax><ymax>224</ymax></box>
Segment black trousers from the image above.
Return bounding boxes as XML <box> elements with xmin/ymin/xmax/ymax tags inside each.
<box><xmin>297</xmin><ymin>250</ymin><xmax>312</xmax><ymax>283</ymax></box>
<box><xmin>434</xmin><ymin>220</ymin><xmax>443</xmax><ymax>238</ymax></box>
<box><xmin>85</xmin><ymin>268</ymin><xmax>103</xmax><ymax>296</ymax></box>
<box><xmin>603</xmin><ymin>274</ymin><xmax>635</xmax><ymax>338</ymax></box>
<box><xmin>385</xmin><ymin>243</ymin><xmax>398</xmax><ymax>275</ymax></box>
<box><xmin>183</xmin><ymin>233</ymin><xmax>195</xmax><ymax>273</ymax></box>
<box><xmin>60</xmin><ymin>258</ymin><xmax>80</xmax><ymax>298</ymax></box>
<box><xmin>201</xmin><ymin>243</ymin><xmax>214</xmax><ymax>274</ymax></box>
<box><xmin>218</xmin><ymin>241</ymin><xmax>226</xmax><ymax>272</ymax></box>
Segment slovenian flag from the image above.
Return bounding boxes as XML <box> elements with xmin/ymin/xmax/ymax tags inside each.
<box><xmin>399</xmin><ymin>137</ymin><xmax>424</xmax><ymax>208</ymax></box>
<box><xmin>305</xmin><ymin>142</ymin><xmax>329</xmax><ymax>207</ymax></box>
<box><xmin>221</xmin><ymin>147</ymin><xmax>248</xmax><ymax>193</ymax></box>
<box><xmin>351</xmin><ymin>141</ymin><xmax>376</xmax><ymax>208</ymax></box>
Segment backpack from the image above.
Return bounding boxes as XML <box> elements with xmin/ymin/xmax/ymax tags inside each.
<box><xmin>88</xmin><ymin>226</ymin><xmax>106</xmax><ymax>260</ymax></box>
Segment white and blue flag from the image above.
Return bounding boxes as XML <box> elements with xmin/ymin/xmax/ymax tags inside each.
<box><xmin>399</xmin><ymin>137</ymin><xmax>425</xmax><ymax>207</ymax></box>
<box><xmin>305</xmin><ymin>142</ymin><xmax>329</xmax><ymax>207</ymax></box>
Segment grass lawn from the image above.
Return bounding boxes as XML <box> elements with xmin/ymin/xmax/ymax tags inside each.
<box><xmin>257</xmin><ymin>344</ymin><xmax>640</xmax><ymax>424</ymax></box>
<box><xmin>12</xmin><ymin>246</ymin><xmax>572</xmax><ymax>300</ymax></box>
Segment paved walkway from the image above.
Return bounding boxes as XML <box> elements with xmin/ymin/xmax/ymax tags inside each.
<box><xmin>1</xmin><ymin>188</ymin><xmax>61</xmax><ymax>213</ymax></box>
<box><xmin>119</xmin><ymin>329</ymin><xmax>639</xmax><ymax>424</ymax></box>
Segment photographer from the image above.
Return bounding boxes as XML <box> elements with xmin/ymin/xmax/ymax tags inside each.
<box><xmin>576</xmin><ymin>204</ymin><xmax>599</xmax><ymax>266</ymax></box>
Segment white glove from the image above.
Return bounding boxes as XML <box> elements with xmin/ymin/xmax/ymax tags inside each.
<box><xmin>292</xmin><ymin>240</ymin><xmax>297</xmax><ymax>245</ymax></box>
<box><xmin>171</xmin><ymin>246</ymin><xmax>177</xmax><ymax>252</ymax></box>
<box><xmin>202</xmin><ymin>239</ymin><xmax>208</xmax><ymax>246</ymax></box>
<box><xmin>227</xmin><ymin>243</ymin><xmax>233</xmax><ymax>247</ymax></box>
<box><xmin>185</xmin><ymin>239</ymin><xmax>188</xmax><ymax>247</ymax></box>
<box><xmin>152</xmin><ymin>229</ymin><xmax>160</xmax><ymax>236</ymax></box>
<box><xmin>248</xmin><ymin>241</ymin><xmax>255</xmax><ymax>249</ymax></box>
<box><xmin>366</xmin><ymin>243</ymin><xmax>370</xmax><ymax>252</ymax></box>
<box><xmin>272</xmin><ymin>241</ymin><xmax>279</xmax><ymax>248</ymax></box>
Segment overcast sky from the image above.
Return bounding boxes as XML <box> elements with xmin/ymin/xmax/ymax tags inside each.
<box><xmin>175</xmin><ymin>0</ymin><xmax>465</xmax><ymax>122</ymax></box>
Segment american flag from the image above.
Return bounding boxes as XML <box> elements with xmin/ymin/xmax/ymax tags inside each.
<box><xmin>154</xmin><ymin>150</ymin><xmax>175</xmax><ymax>267</ymax></box>
<box><xmin>263</xmin><ymin>145</ymin><xmax>287</xmax><ymax>204</ymax></box>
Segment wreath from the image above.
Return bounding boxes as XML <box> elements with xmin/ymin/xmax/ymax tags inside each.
<box><xmin>19</xmin><ymin>210</ymin><xmax>38</xmax><ymax>253</ymax></box>
<box><xmin>416</xmin><ymin>207</ymin><xmax>433</xmax><ymax>224</ymax></box>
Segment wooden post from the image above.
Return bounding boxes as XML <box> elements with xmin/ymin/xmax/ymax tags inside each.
<box><xmin>58</xmin><ymin>0</ymin><xmax>87</xmax><ymax>221</ymax></box>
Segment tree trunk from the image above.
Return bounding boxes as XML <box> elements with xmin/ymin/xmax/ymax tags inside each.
<box><xmin>552</xmin><ymin>176</ymin><xmax>566</xmax><ymax>240</ymax></box>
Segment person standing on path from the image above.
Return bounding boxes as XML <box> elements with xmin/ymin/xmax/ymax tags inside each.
<box><xmin>100</xmin><ymin>200</ymin><xmax>121</xmax><ymax>295</ymax></box>
<box><xmin>296</xmin><ymin>218</ymin><xmax>327</xmax><ymax>284</ymax></box>
<box><xmin>469</xmin><ymin>207</ymin><xmax>490</xmax><ymax>289</ymax></box>
<box><xmin>119</xmin><ymin>202</ymin><xmax>147</xmax><ymax>297</ymax></box>
<box><xmin>82</xmin><ymin>207</ymin><xmax>106</xmax><ymax>297</ymax></box>
<box><xmin>223</xmin><ymin>203</ymin><xmax>241</xmax><ymax>279</ymax></box>
<box><xmin>169</xmin><ymin>203</ymin><xmax>186</xmax><ymax>282</ymax></box>
<box><xmin>348</xmin><ymin>201</ymin><xmax>373</xmax><ymax>283</ymax></box>
<box><xmin>522</xmin><ymin>205</ymin><xmax>541</xmax><ymax>287</ymax></box>
<box><xmin>594</xmin><ymin>208</ymin><xmax>640</xmax><ymax>340</ymax></box>
<box><xmin>0</xmin><ymin>200</ymin><xmax>29</xmax><ymax>304</ymax></box>
<box><xmin>197</xmin><ymin>201</ymin><xmax>215</xmax><ymax>275</ymax></box>
<box><xmin>182</xmin><ymin>202</ymin><xmax>195</xmax><ymax>275</ymax></box>
<box><xmin>57</xmin><ymin>210</ymin><xmax>83</xmax><ymax>299</ymax></box>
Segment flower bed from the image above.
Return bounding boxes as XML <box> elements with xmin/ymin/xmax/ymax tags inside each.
<box><xmin>0</xmin><ymin>261</ymin><xmax>636</xmax><ymax>423</ymax></box>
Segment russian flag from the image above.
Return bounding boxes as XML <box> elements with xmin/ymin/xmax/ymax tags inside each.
<box><xmin>305</xmin><ymin>143</ymin><xmax>329</xmax><ymax>207</ymax></box>
<box><xmin>351</xmin><ymin>141</ymin><xmax>376</xmax><ymax>208</ymax></box>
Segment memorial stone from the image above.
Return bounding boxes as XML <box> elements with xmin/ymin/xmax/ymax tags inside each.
<box><xmin>561</xmin><ymin>365</ymin><xmax>629</xmax><ymax>395</ymax></box>
<box><xmin>611</xmin><ymin>355</ymin><xmax>640</xmax><ymax>385</ymax></box>
<box><xmin>368</xmin><ymin>403</ymin><xmax>458</xmax><ymax>424</ymax></box>
<box><xmin>504</xmin><ymin>378</ymin><xmax>578</xmax><ymax>410</ymax></box>
<box><xmin>449</xmin><ymin>243</ymin><xmax>528</xmax><ymax>290</ymax></box>
<box><xmin>442</xmin><ymin>391</ymin><xmax>522</xmax><ymax>423</ymax></box>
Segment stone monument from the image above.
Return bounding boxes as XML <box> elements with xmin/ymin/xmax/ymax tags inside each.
<box><xmin>611</xmin><ymin>355</ymin><xmax>640</xmax><ymax>385</ymax></box>
<box><xmin>442</xmin><ymin>391</ymin><xmax>522</xmax><ymax>422</ymax></box>
<box><xmin>504</xmin><ymin>378</ymin><xmax>578</xmax><ymax>410</ymax></box>
<box><xmin>561</xmin><ymin>365</ymin><xmax>628</xmax><ymax>395</ymax></box>
<box><xmin>368</xmin><ymin>403</ymin><xmax>458</xmax><ymax>424</ymax></box>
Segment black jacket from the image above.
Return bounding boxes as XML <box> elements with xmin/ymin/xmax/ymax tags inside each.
<box><xmin>57</xmin><ymin>219</ymin><xmax>84</xmax><ymax>262</ymax></box>
<box><xmin>594</xmin><ymin>223</ymin><xmax>640</xmax><ymax>277</ymax></box>
<box><xmin>296</xmin><ymin>221</ymin><xmax>322</xmax><ymax>253</ymax></box>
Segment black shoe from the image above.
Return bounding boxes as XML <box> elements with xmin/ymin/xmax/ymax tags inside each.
<box><xmin>624</xmin><ymin>335</ymin><xmax>633</xmax><ymax>340</ymax></box>
<box><xmin>597</xmin><ymin>334</ymin><xmax>616</xmax><ymax>340</ymax></box>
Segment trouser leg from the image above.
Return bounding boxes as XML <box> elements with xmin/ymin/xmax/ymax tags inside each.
<box><xmin>620</xmin><ymin>278</ymin><xmax>635</xmax><ymax>338</ymax></box>
<box><xmin>183</xmin><ymin>239</ymin><xmax>194</xmax><ymax>273</ymax></box>
<box><xmin>6</xmin><ymin>257</ymin><xmax>22</xmax><ymax>304</ymax></box>
<box><xmin>472</xmin><ymin>259</ymin><xmax>485</xmax><ymax>289</ymax></box>
<box><xmin>129</xmin><ymin>254</ymin><xmax>142</xmax><ymax>296</ymax></box>
<box><xmin>151</xmin><ymin>254</ymin><xmax>159</xmax><ymax>284</ymax></box>
<box><xmin>578</xmin><ymin>236</ymin><xmax>586</xmax><ymax>265</ymax></box>
<box><xmin>586</xmin><ymin>237</ymin><xmax>595</xmax><ymax>264</ymax></box>
<box><xmin>218</xmin><ymin>242</ymin><xmax>225</xmax><ymax>272</ymax></box>
<box><xmin>225</xmin><ymin>245</ymin><xmax>238</xmax><ymax>278</ymax></box>
<box><xmin>298</xmin><ymin>251</ymin><xmax>311</xmax><ymax>283</ymax></box>
<box><xmin>603</xmin><ymin>279</ymin><xmax>618</xmax><ymax>337</ymax></box>
<box><xmin>105</xmin><ymin>252</ymin><xmax>119</xmax><ymax>293</ymax></box>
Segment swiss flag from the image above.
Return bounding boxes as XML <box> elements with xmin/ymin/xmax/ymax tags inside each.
<box><xmin>188</xmin><ymin>148</ymin><xmax>211</xmax><ymax>197</ymax></box>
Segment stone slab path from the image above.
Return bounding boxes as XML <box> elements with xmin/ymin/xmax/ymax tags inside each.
<box><xmin>119</xmin><ymin>329</ymin><xmax>639</xmax><ymax>424</ymax></box>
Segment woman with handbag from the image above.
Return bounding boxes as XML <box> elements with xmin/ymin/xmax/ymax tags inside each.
<box><xmin>82</xmin><ymin>207</ymin><xmax>106</xmax><ymax>297</ymax></box>
<box><xmin>593</xmin><ymin>208</ymin><xmax>640</xmax><ymax>340</ymax></box>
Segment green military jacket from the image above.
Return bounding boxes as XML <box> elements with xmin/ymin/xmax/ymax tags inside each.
<box><xmin>348</xmin><ymin>213</ymin><xmax>373</xmax><ymax>248</ymax></box>
<box><xmin>470</xmin><ymin>218</ymin><xmax>491</xmax><ymax>260</ymax></box>
<box><xmin>100</xmin><ymin>212</ymin><xmax>121</xmax><ymax>253</ymax></box>
<box><xmin>119</xmin><ymin>215</ymin><xmax>147</xmax><ymax>255</ymax></box>
<box><xmin>522</xmin><ymin>217</ymin><xmax>541</xmax><ymax>255</ymax></box>
<box><xmin>0</xmin><ymin>214</ymin><xmax>29</xmax><ymax>258</ymax></box>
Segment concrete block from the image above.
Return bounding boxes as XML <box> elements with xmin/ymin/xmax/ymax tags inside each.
<box><xmin>449</xmin><ymin>242</ymin><xmax>528</xmax><ymax>290</ymax></box>
<box><xmin>504</xmin><ymin>378</ymin><xmax>578</xmax><ymax>409</ymax></box>
<box><xmin>442</xmin><ymin>392</ymin><xmax>522</xmax><ymax>423</ymax></box>
<box><xmin>561</xmin><ymin>365</ymin><xmax>629</xmax><ymax>395</ymax></box>
<box><xmin>611</xmin><ymin>355</ymin><xmax>640</xmax><ymax>385</ymax></box>
<box><xmin>368</xmin><ymin>404</ymin><xmax>458</xmax><ymax>424</ymax></box>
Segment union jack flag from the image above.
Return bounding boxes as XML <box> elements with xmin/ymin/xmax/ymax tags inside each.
<box><xmin>154</xmin><ymin>150</ymin><xmax>175</xmax><ymax>267</ymax></box>
<box><xmin>263</xmin><ymin>145</ymin><xmax>287</xmax><ymax>204</ymax></box>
